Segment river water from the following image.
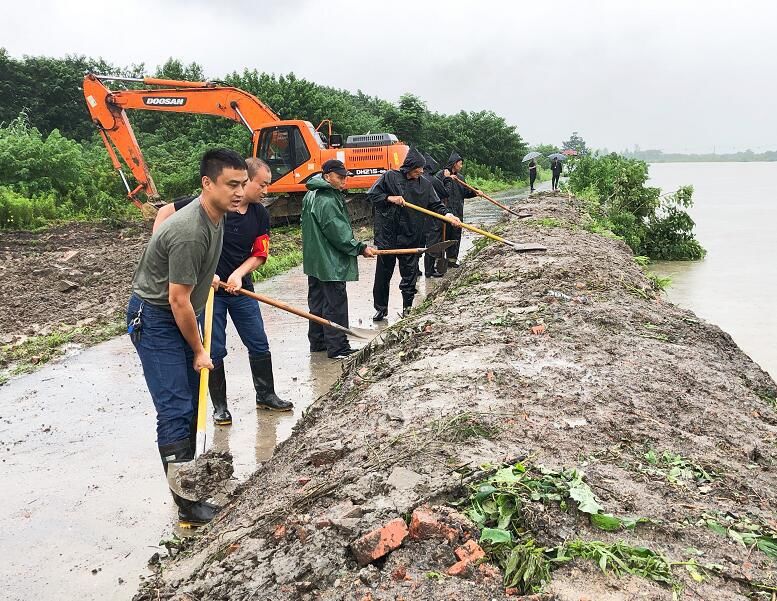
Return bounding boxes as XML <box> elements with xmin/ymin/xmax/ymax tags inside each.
<box><xmin>648</xmin><ymin>162</ymin><xmax>776</xmax><ymax>379</ymax></box>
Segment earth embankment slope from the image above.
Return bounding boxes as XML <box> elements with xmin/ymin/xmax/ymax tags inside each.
<box><xmin>137</xmin><ymin>192</ymin><xmax>776</xmax><ymax>600</ymax></box>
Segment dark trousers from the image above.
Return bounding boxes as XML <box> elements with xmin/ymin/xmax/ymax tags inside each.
<box><xmin>552</xmin><ymin>173</ymin><xmax>560</xmax><ymax>190</ymax></box>
<box><xmin>530</xmin><ymin>170</ymin><xmax>537</xmax><ymax>191</ymax></box>
<box><xmin>307</xmin><ymin>276</ymin><xmax>350</xmax><ymax>357</ymax></box>
<box><xmin>445</xmin><ymin>223</ymin><xmax>462</xmax><ymax>261</ymax></box>
<box><xmin>423</xmin><ymin>217</ymin><xmax>443</xmax><ymax>275</ymax></box>
<box><xmin>127</xmin><ymin>294</ymin><xmax>199</xmax><ymax>448</ymax></box>
<box><xmin>205</xmin><ymin>291</ymin><xmax>269</xmax><ymax>368</ymax></box>
<box><xmin>373</xmin><ymin>254</ymin><xmax>419</xmax><ymax>310</ymax></box>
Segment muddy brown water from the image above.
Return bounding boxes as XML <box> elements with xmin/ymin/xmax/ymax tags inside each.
<box><xmin>648</xmin><ymin>162</ymin><xmax>777</xmax><ymax>379</ymax></box>
<box><xmin>0</xmin><ymin>182</ymin><xmax>542</xmax><ymax>601</ymax></box>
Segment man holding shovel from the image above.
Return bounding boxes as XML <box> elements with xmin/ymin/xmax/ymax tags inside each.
<box><xmin>436</xmin><ymin>151</ymin><xmax>479</xmax><ymax>268</ymax></box>
<box><xmin>302</xmin><ymin>160</ymin><xmax>377</xmax><ymax>359</ymax></box>
<box><xmin>368</xmin><ymin>148</ymin><xmax>462</xmax><ymax>320</ymax></box>
<box><xmin>154</xmin><ymin>158</ymin><xmax>293</xmax><ymax>425</ymax></box>
<box><xmin>127</xmin><ymin>148</ymin><xmax>247</xmax><ymax>527</ymax></box>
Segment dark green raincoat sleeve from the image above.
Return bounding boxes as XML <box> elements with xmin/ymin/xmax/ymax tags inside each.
<box><xmin>312</xmin><ymin>197</ymin><xmax>365</xmax><ymax>256</ymax></box>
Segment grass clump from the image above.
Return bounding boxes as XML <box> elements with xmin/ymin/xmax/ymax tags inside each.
<box><xmin>460</xmin><ymin>461</ymin><xmax>658</xmax><ymax>594</ymax></box>
<box><xmin>0</xmin><ymin>318</ymin><xmax>125</xmax><ymax>382</ymax></box>
<box><xmin>638</xmin><ymin>449</ymin><xmax>718</xmax><ymax>486</ymax></box>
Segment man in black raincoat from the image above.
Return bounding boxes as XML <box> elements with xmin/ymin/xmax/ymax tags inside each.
<box><xmin>436</xmin><ymin>151</ymin><xmax>478</xmax><ymax>268</ymax></box>
<box><xmin>367</xmin><ymin>148</ymin><xmax>461</xmax><ymax>321</ymax></box>
<box><xmin>421</xmin><ymin>152</ymin><xmax>449</xmax><ymax>277</ymax></box>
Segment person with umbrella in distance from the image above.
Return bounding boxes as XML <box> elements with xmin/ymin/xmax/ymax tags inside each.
<box><xmin>547</xmin><ymin>152</ymin><xmax>567</xmax><ymax>191</ymax></box>
<box><xmin>551</xmin><ymin>156</ymin><xmax>562</xmax><ymax>191</ymax></box>
<box><xmin>522</xmin><ymin>151</ymin><xmax>542</xmax><ymax>193</ymax></box>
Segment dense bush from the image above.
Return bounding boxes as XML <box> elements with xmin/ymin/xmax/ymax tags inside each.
<box><xmin>0</xmin><ymin>114</ymin><xmax>131</xmax><ymax>225</ymax></box>
<box><xmin>568</xmin><ymin>153</ymin><xmax>705</xmax><ymax>260</ymax></box>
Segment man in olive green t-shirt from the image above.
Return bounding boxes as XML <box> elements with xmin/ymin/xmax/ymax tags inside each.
<box><xmin>127</xmin><ymin>148</ymin><xmax>248</xmax><ymax>528</ymax></box>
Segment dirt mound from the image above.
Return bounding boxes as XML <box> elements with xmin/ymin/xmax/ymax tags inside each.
<box><xmin>176</xmin><ymin>450</ymin><xmax>237</xmax><ymax>503</ymax></box>
<box><xmin>0</xmin><ymin>220</ymin><xmax>149</xmax><ymax>345</ymax></box>
<box><xmin>135</xmin><ymin>194</ymin><xmax>776</xmax><ymax>600</ymax></box>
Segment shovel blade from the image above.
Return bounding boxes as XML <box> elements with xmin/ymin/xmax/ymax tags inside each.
<box><xmin>424</xmin><ymin>240</ymin><xmax>456</xmax><ymax>256</ymax></box>
<box><xmin>510</xmin><ymin>242</ymin><xmax>548</xmax><ymax>252</ymax></box>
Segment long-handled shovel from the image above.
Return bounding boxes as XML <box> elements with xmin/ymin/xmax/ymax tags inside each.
<box><xmin>195</xmin><ymin>287</ymin><xmax>215</xmax><ymax>458</ymax></box>
<box><xmin>452</xmin><ymin>176</ymin><xmax>532</xmax><ymax>219</ymax></box>
<box><xmin>217</xmin><ymin>282</ymin><xmax>372</xmax><ymax>339</ymax></box>
<box><xmin>402</xmin><ymin>201</ymin><xmax>547</xmax><ymax>252</ymax></box>
<box><xmin>373</xmin><ymin>240</ymin><xmax>456</xmax><ymax>256</ymax></box>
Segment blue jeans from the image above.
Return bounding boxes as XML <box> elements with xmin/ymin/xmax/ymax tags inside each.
<box><xmin>206</xmin><ymin>291</ymin><xmax>270</xmax><ymax>367</ymax></box>
<box><xmin>127</xmin><ymin>294</ymin><xmax>199</xmax><ymax>447</ymax></box>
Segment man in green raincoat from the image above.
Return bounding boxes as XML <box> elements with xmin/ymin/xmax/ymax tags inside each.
<box><xmin>301</xmin><ymin>160</ymin><xmax>376</xmax><ymax>359</ymax></box>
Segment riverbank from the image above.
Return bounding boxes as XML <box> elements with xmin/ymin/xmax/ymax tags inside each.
<box><xmin>134</xmin><ymin>192</ymin><xmax>777</xmax><ymax>600</ymax></box>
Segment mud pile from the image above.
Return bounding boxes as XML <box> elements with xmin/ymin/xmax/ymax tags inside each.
<box><xmin>136</xmin><ymin>193</ymin><xmax>776</xmax><ymax>600</ymax></box>
<box><xmin>0</xmin><ymin>221</ymin><xmax>148</xmax><ymax>345</ymax></box>
<box><xmin>176</xmin><ymin>450</ymin><xmax>237</xmax><ymax>503</ymax></box>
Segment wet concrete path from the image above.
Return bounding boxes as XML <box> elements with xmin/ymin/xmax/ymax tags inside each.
<box><xmin>0</xmin><ymin>183</ymin><xmax>543</xmax><ymax>600</ymax></box>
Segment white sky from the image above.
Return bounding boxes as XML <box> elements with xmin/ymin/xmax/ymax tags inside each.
<box><xmin>3</xmin><ymin>0</ymin><xmax>776</xmax><ymax>153</ymax></box>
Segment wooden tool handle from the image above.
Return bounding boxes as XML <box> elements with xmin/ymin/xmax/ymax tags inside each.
<box><xmin>402</xmin><ymin>201</ymin><xmax>515</xmax><ymax>247</ymax></box>
<box><xmin>452</xmin><ymin>176</ymin><xmax>524</xmax><ymax>218</ymax></box>
<box><xmin>374</xmin><ymin>248</ymin><xmax>423</xmax><ymax>255</ymax></box>
<box><xmin>217</xmin><ymin>282</ymin><xmax>357</xmax><ymax>336</ymax></box>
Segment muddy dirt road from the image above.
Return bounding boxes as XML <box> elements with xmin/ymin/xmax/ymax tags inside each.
<box><xmin>0</xmin><ymin>185</ymin><xmax>542</xmax><ymax>601</ymax></box>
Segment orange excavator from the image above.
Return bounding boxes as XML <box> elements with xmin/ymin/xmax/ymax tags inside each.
<box><xmin>82</xmin><ymin>73</ymin><xmax>409</xmax><ymax>212</ymax></box>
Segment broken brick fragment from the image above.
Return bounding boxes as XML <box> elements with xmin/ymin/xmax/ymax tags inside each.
<box><xmin>454</xmin><ymin>539</ymin><xmax>485</xmax><ymax>562</ymax></box>
<box><xmin>408</xmin><ymin>506</ymin><xmax>457</xmax><ymax>542</ymax></box>
<box><xmin>272</xmin><ymin>523</ymin><xmax>287</xmax><ymax>541</ymax></box>
<box><xmin>390</xmin><ymin>565</ymin><xmax>407</xmax><ymax>581</ymax></box>
<box><xmin>350</xmin><ymin>518</ymin><xmax>409</xmax><ymax>566</ymax></box>
<box><xmin>447</xmin><ymin>540</ymin><xmax>486</xmax><ymax>577</ymax></box>
<box><xmin>531</xmin><ymin>323</ymin><xmax>547</xmax><ymax>335</ymax></box>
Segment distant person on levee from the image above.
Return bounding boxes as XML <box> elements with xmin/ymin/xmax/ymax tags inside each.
<box><xmin>528</xmin><ymin>158</ymin><xmax>538</xmax><ymax>193</ymax></box>
<box><xmin>128</xmin><ymin>148</ymin><xmax>246</xmax><ymax>527</ymax></box>
<box><xmin>551</xmin><ymin>157</ymin><xmax>563</xmax><ymax>191</ymax></box>
<box><xmin>301</xmin><ymin>159</ymin><xmax>377</xmax><ymax>359</ymax></box>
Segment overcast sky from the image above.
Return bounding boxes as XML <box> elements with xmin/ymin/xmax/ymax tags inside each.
<box><xmin>3</xmin><ymin>0</ymin><xmax>775</xmax><ymax>153</ymax></box>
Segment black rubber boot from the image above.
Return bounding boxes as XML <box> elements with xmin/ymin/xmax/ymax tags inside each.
<box><xmin>208</xmin><ymin>364</ymin><xmax>232</xmax><ymax>426</ymax></box>
<box><xmin>159</xmin><ymin>440</ymin><xmax>220</xmax><ymax>528</ymax></box>
<box><xmin>372</xmin><ymin>309</ymin><xmax>388</xmax><ymax>321</ymax></box>
<box><xmin>249</xmin><ymin>353</ymin><xmax>293</xmax><ymax>412</ymax></box>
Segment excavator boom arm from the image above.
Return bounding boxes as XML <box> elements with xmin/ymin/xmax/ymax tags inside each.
<box><xmin>83</xmin><ymin>74</ymin><xmax>279</xmax><ymax>206</ymax></box>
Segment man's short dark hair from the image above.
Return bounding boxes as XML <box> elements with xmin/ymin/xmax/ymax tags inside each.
<box><xmin>200</xmin><ymin>149</ymin><xmax>248</xmax><ymax>181</ymax></box>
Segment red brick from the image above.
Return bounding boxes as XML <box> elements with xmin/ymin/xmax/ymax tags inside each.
<box><xmin>408</xmin><ymin>506</ymin><xmax>457</xmax><ymax>542</ymax></box>
<box><xmin>454</xmin><ymin>539</ymin><xmax>485</xmax><ymax>562</ymax></box>
<box><xmin>446</xmin><ymin>560</ymin><xmax>471</xmax><ymax>577</ymax></box>
<box><xmin>350</xmin><ymin>518</ymin><xmax>409</xmax><ymax>566</ymax></box>
<box><xmin>447</xmin><ymin>540</ymin><xmax>486</xmax><ymax>578</ymax></box>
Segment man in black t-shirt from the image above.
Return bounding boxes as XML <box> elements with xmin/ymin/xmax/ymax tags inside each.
<box><xmin>154</xmin><ymin>158</ymin><xmax>293</xmax><ymax>424</ymax></box>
